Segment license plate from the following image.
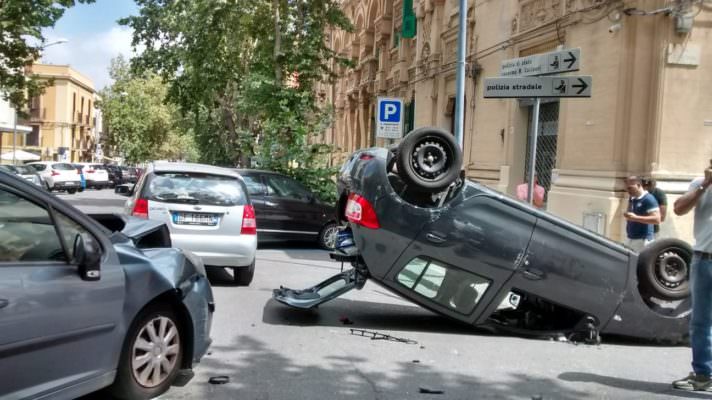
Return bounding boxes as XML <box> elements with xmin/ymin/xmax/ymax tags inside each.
<box><xmin>172</xmin><ymin>212</ymin><xmax>218</xmax><ymax>226</ymax></box>
<box><xmin>65</xmin><ymin>182</ymin><xmax>76</xmax><ymax>186</ymax></box>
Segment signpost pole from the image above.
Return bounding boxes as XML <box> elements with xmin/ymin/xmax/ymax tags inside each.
<box><xmin>527</xmin><ymin>97</ymin><xmax>540</xmax><ymax>205</ymax></box>
<box><xmin>454</xmin><ymin>0</ymin><xmax>467</xmax><ymax>150</ymax></box>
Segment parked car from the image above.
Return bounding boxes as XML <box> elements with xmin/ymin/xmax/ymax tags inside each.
<box><xmin>121</xmin><ymin>166</ymin><xmax>139</xmax><ymax>183</ymax></box>
<box><xmin>117</xmin><ymin>162</ymin><xmax>257</xmax><ymax>285</ymax></box>
<box><xmin>274</xmin><ymin>127</ymin><xmax>692</xmax><ymax>343</ymax></box>
<box><xmin>105</xmin><ymin>164</ymin><xmax>124</xmax><ymax>187</ymax></box>
<box><xmin>77</xmin><ymin>162</ymin><xmax>110</xmax><ymax>189</ymax></box>
<box><xmin>26</xmin><ymin>161</ymin><xmax>82</xmax><ymax>193</ymax></box>
<box><xmin>0</xmin><ymin>164</ymin><xmax>43</xmax><ymax>187</ymax></box>
<box><xmin>237</xmin><ymin>169</ymin><xmax>338</xmax><ymax>249</ymax></box>
<box><xmin>0</xmin><ymin>169</ymin><xmax>214</xmax><ymax>400</ymax></box>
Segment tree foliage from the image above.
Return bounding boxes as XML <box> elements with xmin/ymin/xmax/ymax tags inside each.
<box><xmin>0</xmin><ymin>0</ymin><xmax>94</xmax><ymax>110</ymax></box>
<box><xmin>99</xmin><ymin>56</ymin><xmax>197</xmax><ymax>164</ymax></box>
<box><xmin>121</xmin><ymin>0</ymin><xmax>351</xmax><ymax>201</ymax></box>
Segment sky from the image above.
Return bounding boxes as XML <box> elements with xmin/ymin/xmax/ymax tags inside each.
<box><xmin>41</xmin><ymin>0</ymin><xmax>140</xmax><ymax>91</ymax></box>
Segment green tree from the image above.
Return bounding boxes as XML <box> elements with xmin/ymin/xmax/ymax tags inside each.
<box><xmin>0</xmin><ymin>0</ymin><xmax>94</xmax><ymax>110</ymax></box>
<box><xmin>100</xmin><ymin>56</ymin><xmax>197</xmax><ymax>164</ymax></box>
<box><xmin>121</xmin><ymin>0</ymin><xmax>351</xmax><ymax>201</ymax></box>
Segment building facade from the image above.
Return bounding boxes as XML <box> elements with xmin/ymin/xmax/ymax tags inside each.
<box><xmin>0</xmin><ymin>98</ymin><xmax>33</xmax><ymax>161</ymax></box>
<box><xmin>322</xmin><ymin>0</ymin><xmax>712</xmax><ymax>243</ymax></box>
<box><xmin>18</xmin><ymin>63</ymin><xmax>97</xmax><ymax>163</ymax></box>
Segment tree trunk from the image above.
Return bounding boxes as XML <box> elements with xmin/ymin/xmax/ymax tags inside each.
<box><xmin>273</xmin><ymin>0</ymin><xmax>282</xmax><ymax>83</ymax></box>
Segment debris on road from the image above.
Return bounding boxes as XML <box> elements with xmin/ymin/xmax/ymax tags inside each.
<box><xmin>349</xmin><ymin>328</ymin><xmax>418</xmax><ymax>344</ymax></box>
<box><xmin>209</xmin><ymin>376</ymin><xmax>230</xmax><ymax>385</ymax></box>
<box><xmin>412</xmin><ymin>359</ymin><xmax>421</xmax><ymax>364</ymax></box>
<box><xmin>339</xmin><ymin>315</ymin><xmax>354</xmax><ymax>325</ymax></box>
<box><xmin>418</xmin><ymin>387</ymin><xmax>444</xmax><ymax>394</ymax></box>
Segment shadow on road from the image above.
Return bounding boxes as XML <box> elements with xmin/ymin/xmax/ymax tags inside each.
<box><xmin>263</xmin><ymin>297</ymin><xmax>486</xmax><ymax>336</ymax></box>
<box><xmin>558</xmin><ymin>372</ymin><xmax>710</xmax><ymax>399</ymax></box>
<box><xmin>163</xmin><ymin>334</ymin><xmax>593</xmax><ymax>400</ymax></box>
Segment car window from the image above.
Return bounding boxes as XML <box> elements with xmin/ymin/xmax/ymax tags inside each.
<box><xmin>241</xmin><ymin>175</ymin><xmax>265</xmax><ymax>196</ymax></box>
<box><xmin>29</xmin><ymin>164</ymin><xmax>46</xmax><ymax>171</ymax></box>
<box><xmin>397</xmin><ymin>257</ymin><xmax>491</xmax><ymax>315</ymax></box>
<box><xmin>14</xmin><ymin>166</ymin><xmax>32</xmax><ymax>174</ymax></box>
<box><xmin>264</xmin><ymin>175</ymin><xmax>311</xmax><ymax>201</ymax></box>
<box><xmin>91</xmin><ymin>165</ymin><xmax>106</xmax><ymax>170</ymax></box>
<box><xmin>53</xmin><ymin>212</ymin><xmax>94</xmax><ymax>260</ymax></box>
<box><xmin>0</xmin><ymin>187</ymin><xmax>65</xmax><ymax>262</ymax></box>
<box><xmin>143</xmin><ymin>172</ymin><xmax>247</xmax><ymax>206</ymax></box>
<box><xmin>52</xmin><ymin>163</ymin><xmax>75</xmax><ymax>171</ymax></box>
<box><xmin>0</xmin><ymin>165</ymin><xmax>17</xmax><ymax>174</ymax></box>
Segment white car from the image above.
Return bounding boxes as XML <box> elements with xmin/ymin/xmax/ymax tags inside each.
<box><xmin>26</xmin><ymin>161</ymin><xmax>82</xmax><ymax>193</ymax></box>
<box><xmin>77</xmin><ymin>163</ymin><xmax>110</xmax><ymax>189</ymax></box>
<box><xmin>117</xmin><ymin>162</ymin><xmax>258</xmax><ymax>285</ymax></box>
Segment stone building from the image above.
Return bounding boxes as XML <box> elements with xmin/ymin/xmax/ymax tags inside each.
<box><xmin>321</xmin><ymin>0</ymin><xmax>712</xmax><ymax>243</ymax></box>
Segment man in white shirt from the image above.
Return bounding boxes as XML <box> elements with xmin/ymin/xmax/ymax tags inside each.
<box><xmin>673</xmin><ymin>163</ymin><xmax>712</xmax><ymax>391</ymax></box>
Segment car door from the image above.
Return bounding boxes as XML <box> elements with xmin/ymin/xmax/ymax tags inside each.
<box><xmin>0</xmin><ymin>183</ymin><xmax>125</xmax><ymax>398</ymax></box>
<box><xmin>239</xmin><ymin>173</ymin><xmax>268</xmax><ymax>236</ymax></box>
<box><xmin>262</xmin><ymin>174</ymin><xmax>323</xmax><ymax>240</ymax></box>
<box><xmin>503</xmin><ymin>217</ymin><xmax>629</xmax><ymax>326</ymax></box>
<box><xmin>382</xmin><ymin>194</ymin><xmax>537</xmax><ymax>325</ymax></box>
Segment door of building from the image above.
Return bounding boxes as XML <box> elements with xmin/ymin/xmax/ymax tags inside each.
<box><xmin>524</xmin><ymin>100</ymin><xmax>559</xmax><ymax>203</ymax></box>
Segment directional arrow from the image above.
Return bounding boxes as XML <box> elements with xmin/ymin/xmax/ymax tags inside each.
<box><xmin>572</xmin><ymin>77</ymin><xmax>588</xmax><ymax>94</ymax></box>
<box><xmin>564</xmin><ymin>52</ymin><xmax>577</xmax><ymax>69</ymax></box>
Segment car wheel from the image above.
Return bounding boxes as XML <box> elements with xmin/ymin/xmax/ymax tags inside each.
<box><xmin>637</xmin><ymin>238</ymin><xmax>692</xmax><ymax>300</ymax></box>
<box><xmin>110</xmin><ymin>303</ymin><xmax>183</xmax><ymax>400</ymax></box>
<box><xmin>96</xmin><ymin>185</ymin><xmax>102</xmax><ymax>191</ymax></box>
<box><xmin>395</xmin><ymin>127</ymin><xmax>462</xmax><ymax>193</ymax></box>
<box><xmin>234</xmin><ymin>260</ymin><xmax>255</xmax><ymax>286</ymax></box>
<box><xmin>318</xmin><ymin>222</ymin><xmax>339</xmax><ymax>250</ymax></box>
<box><xmin>67</xmin><ymin>188</ymin><xmax>77</xmax><ymax>194</ymax></box>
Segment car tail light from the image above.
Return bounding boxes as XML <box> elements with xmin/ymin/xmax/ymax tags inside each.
<box><xmin>86</xmin><ymin>169</ymin><xmax>95</xmax><ymax>173</ymax></box>
<box><xmin>51</xmin><ymin>170</ymin><xmax>60</xmax><ymax>176</ymax></box>
<box><xmin>241</xmin><ymin>205</ymin><xmax>257</xmax><ymax>235</ymax></box>
<box><xmin>132</xmin><ymin>198</ymin><xmax>149</xmax><ymax>219</ymax></box>
<box><xmin>359</xmin><ymin>153</ymin><xmax>375</xmax><ymax>161</ymax></box>
<box><xmin>345</xmin><ymin>193</ymin><xmax>380</xmax><ymax>229</ymax></box>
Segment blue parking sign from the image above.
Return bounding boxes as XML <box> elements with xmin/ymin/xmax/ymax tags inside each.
<box><xmin>376</xmin><ymin>98</ymin><xmax>404</xmax><ymax>139</ymax></box>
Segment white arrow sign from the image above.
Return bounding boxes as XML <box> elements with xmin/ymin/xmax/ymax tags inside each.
<box><xmin>483</xmin><ymin>76</ymin><xmax>592</xmax><ymax>98</ymax></box>
<box><xmin>500</xmin><ymin>48</ymin><xmax>580</xmax><ymax>77</ymax></box>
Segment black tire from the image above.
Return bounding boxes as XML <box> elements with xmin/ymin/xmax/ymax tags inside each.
<box><xmin>96</xmin><ymin>185</ymin><xmax>103</xmax><ymax>191</ymax></box>
<box><xmin>637</xmin><ymin>238</ymin><xmax>692</xmax><ymax>300</ymax></box>
<box><xmin>110</xmin><ymin>303</ymin><xmax>183</xmax><ymax>400</ymax></box>
<box><xmin>67</xmin><ymin>188</ymin><xmax>77</xmax><ymax>194</ymax></box>
<box><xmin>395</xmin><ymin>127</ymin><xmax>462</xmax><ymax>193</ymax></box>
<box><xmin>318</xmin><ymin>222</ymin><xmax>339</xmax><ymax>250</ymax></box>
<box><xmin>234</xmin><ymin>260</ymin><xmax>255</xmax><ymax>286</ymax></box>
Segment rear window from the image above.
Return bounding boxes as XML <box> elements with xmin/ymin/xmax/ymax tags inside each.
<box><xmin>143</xmin><ymin>172</ymin><xmax>247</xmax><ymax>207</ymax></box>
<box><xmin>91</xmin><ymin>165</ymin><xmax>106</xmax><ymax>170</ymax></box>
<box><xmin>29</xmin><ymin>164</ymin><xmax>46</xmax><ymax>171</ymax></box>
<box><xmin>52</xmin><ymin>163</ymin><xmax>76</xmax><ymax>171</ymax></box>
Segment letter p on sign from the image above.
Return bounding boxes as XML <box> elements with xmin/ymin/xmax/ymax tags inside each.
<box><xmin>379</xmin><ymin>100</ymin><xmax>401</xmax><ymax>123</ymax></box>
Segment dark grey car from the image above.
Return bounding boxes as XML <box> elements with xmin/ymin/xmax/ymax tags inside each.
<box><xmin>274</xmin><ymin>127</ymin><xmax>691</xmax><ymax>343</ymax></box>
<box><xmin>0</xmin><ymin>170</ymin><xmax>214</xmax><ymax>399</ymax></box>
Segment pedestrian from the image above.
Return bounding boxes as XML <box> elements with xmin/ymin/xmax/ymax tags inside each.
<box><xmin>622</xmin><ymin>176</ymin><xmax>660</xmax><ymax>252</ymax></box>
<box><xmin>643</xmin><ymin>177</ymin><xmax>668</xmax><ymax>238</ymax></box>
<box><xmin>516</xmin><ymin>173</ymin><xmax>545</xmax><ymax>208</ymax></box>
<box><xmin>672</xmin><ymin>161</ymin><xmax>712</xmax><ymax>391</ymax></box>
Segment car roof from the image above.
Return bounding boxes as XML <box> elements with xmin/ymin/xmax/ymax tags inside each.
<box><xmin>152</xmin><ymin>162</ymin><xmax>241</xmax><ymax>178</ymax></box>
<box><xmin>236</xmin><ymin>169</ymin><xmax>287</xmax><ymax>177</ymax></box>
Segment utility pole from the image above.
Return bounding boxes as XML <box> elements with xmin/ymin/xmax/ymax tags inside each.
<box><xmin>454</xmin><ymin>0</ymin><xmax>467</xmax><ymax>150</ymax></box>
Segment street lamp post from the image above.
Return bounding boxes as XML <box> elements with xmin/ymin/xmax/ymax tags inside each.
<box><xmin>12</xmin><ymin>38</ymin><xmax>68</xmax><ymax>165</ymax></box>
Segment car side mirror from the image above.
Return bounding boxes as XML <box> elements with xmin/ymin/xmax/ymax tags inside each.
<box><xmin>115</xmin><ymin>184</ymin><xmax>134</xmax><ymax>196</ymax></box>
<box><xmin>74</xmin><ymin>233</ymin><xmax>101</xmax><ymax>281</ymax></box>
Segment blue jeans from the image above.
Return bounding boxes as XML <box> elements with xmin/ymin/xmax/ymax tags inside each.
<box><xmin>691</xmin><ymin>256</ymin><xmax>712</xmax><ymax>376</ymax></box>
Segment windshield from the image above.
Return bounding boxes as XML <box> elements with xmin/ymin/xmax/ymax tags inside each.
<box><xmin>144</xmin><ymin>172</ymin><xmax>247</xmax><ymax>207</ymax></box>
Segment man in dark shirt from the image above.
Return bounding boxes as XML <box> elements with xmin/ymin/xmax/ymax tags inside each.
<box><xmin>643</xmin><ymin>177</ymin><xmax>668</xmax><ymax>238</ymax></box>
<box><xmin>623</xmin><ymin>176</ymin><xmax>661</xmax><ymax>252</ymax></box>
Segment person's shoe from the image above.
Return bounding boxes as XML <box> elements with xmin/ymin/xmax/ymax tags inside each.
<box><xmin>673</xmin><ymin>372</ymin><xmax>712</xmax><ymax>391</ymax></box>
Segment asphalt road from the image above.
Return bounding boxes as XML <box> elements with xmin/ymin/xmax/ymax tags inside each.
<box><xmin>67</xmin><ymin>190</ymin><xmax>698</xmax><ymax>400</ymax></box>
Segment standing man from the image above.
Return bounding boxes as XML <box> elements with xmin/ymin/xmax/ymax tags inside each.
<box><xmin>672</xmin><ymin>163</ymin><xmax>712</xmax><ymax>391</ymax></box>
<box><xmin>623</xmin><ymin>176</ymin><xmax>660</xmax><ymax>252</ymax></box>
<box><xmin>643</xmin><ymin>177</ymin><xmax>668</xmax><ymax>238</ymax></box>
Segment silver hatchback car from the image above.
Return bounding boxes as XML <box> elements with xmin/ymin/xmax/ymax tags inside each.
<box><xmin>118</xmin><ymin>162</ymin><xmax>257</xmax><ymax>285</ymax></box>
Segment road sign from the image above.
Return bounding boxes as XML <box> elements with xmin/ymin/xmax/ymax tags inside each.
<box><xmin>500</xmin><ymin>48</ymin><xmax>580</xmax><ymax>77</ymax></box>
<box><xmin>483</xmin><ymin>76</ymin><xmax>592</xmax><ymax>98</ymax></box>
<box><xmin>376</xmin><ymin>97</ymin><xmax>404</xmax><ymax>139</ymax></box>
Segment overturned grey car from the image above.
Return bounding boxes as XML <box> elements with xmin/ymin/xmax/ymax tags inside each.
<box><xmin>274</xmin><ymin>127</ymin><xmax>691</xmax><ymax>343</ymax></box>
<box><xmin>0</xmin><ymin>171</ymin><xmax>214</xmax><ymax>399</ymax></box>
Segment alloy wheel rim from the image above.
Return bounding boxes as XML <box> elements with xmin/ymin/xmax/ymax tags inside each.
<box><xmin>324</xmin><ymin>225</ymin><xmax>339</xmax><ymax>249</ymax></box>
<box><xmin>131</xmin><ymin>316</ymin><xmax>180</xmax><ymax>388</ymax></box>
